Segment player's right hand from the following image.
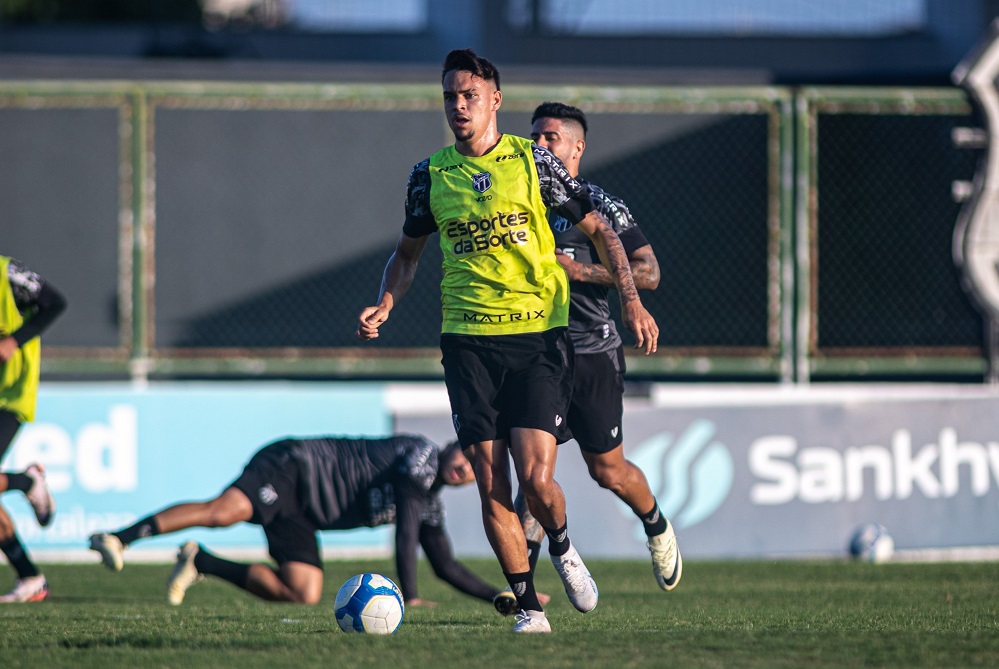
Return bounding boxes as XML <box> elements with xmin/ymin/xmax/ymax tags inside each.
<box><xmin>622</xmin><ymin>301</ymin><xmax>659</xmax><ymax>355</ymax></box>
<box><xmin>356</xmin><ymin>305</ymin><xmax>389</xmax><ymax>341</ymax></box>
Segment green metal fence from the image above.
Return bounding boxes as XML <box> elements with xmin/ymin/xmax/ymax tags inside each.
<box><xmin>3</xmin><ymin>80</ymin><xmax>984</xmax><ymax>382</ymax></box>
<box><xmin>796</xmin><ymin>87</ymin><xmax>983</xmax><ymax>380</ymax></box>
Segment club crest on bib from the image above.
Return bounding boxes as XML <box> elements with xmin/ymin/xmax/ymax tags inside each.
<box><xmin>471</xmin><ymin>172</ymin><xmax>492</xmax><ymax>193</ymax></box>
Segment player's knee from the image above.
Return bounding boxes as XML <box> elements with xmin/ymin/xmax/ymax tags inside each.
<box><xmin>519</xmin><ymin>476</ymin><xmax>539</xmax><ymax>499</ymax></box>
<box><xmin>205</xmin><ymin>494</ymin><xmax>253</xmax><ymax>527</ymax></box>
<box><xmin>204</xmin><ymin>504</ymin><xmax>242</xmax><ymax>528</ymax></box>
<box><xmin>293</xmin><ymin>590</ymin><xmax>322</xmax><ymax>605</ymax></box>
<box><xmin>590</xmin><ymin>462</ymin><xmax>626</xmax><ymax>492</ymax></box>
<box><xmin>519</xmin><ymin>471</ymin><xmax>555</xmax><ymax>502</ymax></box>
<box><xmin>523</xmin><ymin>456</ymin><xmax>557</xmax><ymax>487</ymax></box>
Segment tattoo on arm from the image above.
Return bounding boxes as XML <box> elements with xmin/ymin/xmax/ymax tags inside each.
<box><xmin>572</xmin><ymin>244</ymin><xmax>659</xmax><ymax>292</ymax></box>
<box><xmin>576</xmin><ymin>262</ymin><xmax>613</xmax><ymax>285</ymax></box>
<box><xmin>628</xmin><ymin>245</ymin><xmax>660</xmax><ymax>291</ymax></box>
<box><xmin>595</xmin><ymin>219</ymin><xmax>640</xmax><ymax>304</ymax></box>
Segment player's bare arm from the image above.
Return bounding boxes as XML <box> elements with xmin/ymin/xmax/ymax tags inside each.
<box><xmin>575</xmin><ymin>211</ymin><xmax>659</xmax><ymax>354</ymax></box>
<box><xmin>356</xmin><ymin>233</ymin><xmax>429</xmax><ymax>341</ymax></box>
<box><xmin>575</xmin><ymin>211</ymin><xmax>639</xmax><ymax>301</ymax></box>
<box><xmin>626</xmin><ymin>245</ymin><xmax>661</xmax><ymax>290</ymax></box>
<box><xmin>556</xmin><ymin>243</ymin><xmax>660</xmax><ymax>291</ymax></box>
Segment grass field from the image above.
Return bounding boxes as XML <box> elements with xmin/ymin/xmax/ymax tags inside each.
<box><xmin>1</xmin><ymin>557</ymin><xmax>997</xmax><ymax>668</ymax></box>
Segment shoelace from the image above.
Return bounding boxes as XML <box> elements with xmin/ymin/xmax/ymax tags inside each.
<box><xmin>513</xmin><ymin>611</ymin><xmax>544</xmax><ymax>629</ymax></box>
<box><xmin>649</xmin><ymin>536</ymin><xmax>676</xmax><ymax>571</ymax></box>
<box><xmin>559</xmin><ymin>558</ymin><xmax>592</xmax><ymax>592</ymax></box>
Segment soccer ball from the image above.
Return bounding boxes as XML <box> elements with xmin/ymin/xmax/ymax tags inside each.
<box><xmin>334</xmin><ymin>573</ymin><xmax>405</xmax><ymax>635</ymax></box>
<box><xmin>848</xmin><ymin>522</ymin><xmax>895</xmax><ymax>563</ymax></box>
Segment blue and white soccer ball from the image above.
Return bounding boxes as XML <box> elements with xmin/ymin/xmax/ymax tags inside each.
<box><xmin>334</xmin><ymin>573</ymin><xmax>405</xmax><ymax>635</ymax></box>
<box><xmin>849</xmin><ymin>522</ymin><xmax>895</xmax><ymax>563</ymax></box>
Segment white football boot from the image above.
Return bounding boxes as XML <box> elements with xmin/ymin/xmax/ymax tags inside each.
<box><xmin>512</xmin><ymin>610</ymin><xmax>552</xmax><ymax>633</ymax></box>
<box><xmin>551</xmin><ymin>542</ymin><xmax>598</xmax><ymax>613</ymax></box>
<box><xmin>647</xmin><ymin>520</ymin><xmax>682</xmax><ymax>591</ymax></box>
<box><xmin>89</xmin><ymin>533</ymin><xmax>125</xmax><ymax>572</ymax></box>
<box><xmin>0</xmin><ymin>575</ymin><xmax>49</xmax><ymax>603</ymax></box>
<box><xmin>167</xmin><ymin>541</ymin><xmax>204</xmax><ymax>605</ymax></box>
<box><xmin>24</xmin><ymin>464</ymin><xmax>55</xmax><ymax>527</ymax></box>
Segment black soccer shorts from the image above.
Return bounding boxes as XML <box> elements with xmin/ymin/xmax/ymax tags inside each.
<box><xmin>566</xmin><ymin>346</ymin><xmax>626</xmax><ymax>454</ymax></box>
<box><xmin>440</xmin><ymin>328</ymin><xmax>574</xmax><ymax>446</ymax></box>
<box><xmin>229</xmin><ymin>440</ymin><xmax>323</xmax><ymax>569</ymax></box>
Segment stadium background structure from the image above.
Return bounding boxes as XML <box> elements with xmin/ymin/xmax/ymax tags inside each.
<box><xmin>1</xmin><ymin>80</ymin><xmax>985</xmax><ymax>384</ymax></box>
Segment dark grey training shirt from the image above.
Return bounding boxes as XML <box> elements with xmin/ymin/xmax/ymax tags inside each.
<box><xmin>548</xmin><ymin>180</ymin><xmax>651</xmax><ymax>354</ymax></box>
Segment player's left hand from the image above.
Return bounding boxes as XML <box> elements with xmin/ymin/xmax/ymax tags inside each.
<box><xmin>622</xmin><ymin>301</ymin><xmax>659</xmax><ymax>355</ymax></box>
<box><xmin>406</xmin><ymin>598</ymin><xmax>438</xmax><ymax>608</ymax></box>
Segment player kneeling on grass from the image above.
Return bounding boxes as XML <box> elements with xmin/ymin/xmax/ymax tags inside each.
<box><xmin>89</xmin><ymin>434</ymin><xmax>539</xmax><ymax>613</ymax></box>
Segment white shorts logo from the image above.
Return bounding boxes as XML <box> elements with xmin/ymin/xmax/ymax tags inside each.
<box><xmin>555</xmin><ymin>415</ymin><xmax>563</xmax><ymax>427</ymax></box>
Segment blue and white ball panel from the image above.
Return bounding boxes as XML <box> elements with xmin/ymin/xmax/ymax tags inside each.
<box><xmin>334</xmin><ymin>573</ymin><xmax>405</xmax><ymax>635</ymax></box>
<box><xmin>849</xmin><ymin>522</ymin><xmax>895</xmax><ymax>563</ymax></box>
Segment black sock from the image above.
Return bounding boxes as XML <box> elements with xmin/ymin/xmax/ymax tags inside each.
<box><xmin>544</xmin><ymin>521</ymin><xmax>571</xmax><ymax>557</ymax></box>
<box><xmin>4</xmin><ymin>473</ymin><xmax>31</xmax><ymax>493</ymax></box>
<box><xmin>526</xmin><ymin>539</ymin><xmax>542</xmax><ymax>575</ymax></box>
<box><xmin>194</xmin><ymin>547</ymin><xmax>251</xmax><ymax>589</ymax></box>
<box><xmin>504</xmin><ymin>570</ymin><xmax>542</xmax><ymax>612</ymax></box>
<box><xmin>0</xmin><ymin>535</ymin><xmax>39</xmax><ymax>579</ymax></box>
<box><xmin>114</xmin><ymin>515</ymin><xmax>161</xmax><ymax>547</ymax></box>
<box><xmin>640</xmin><ymin>501</ymin><xmax>668</xmax><ymax>537</ymax></box>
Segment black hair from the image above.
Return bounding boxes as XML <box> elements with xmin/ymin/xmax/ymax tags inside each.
<box><xmin>442</xmin><ymin>48</ymin><xmax>501</xmax><ymax>90</ymax></box>
<box><xmin>531</xmin><ymin>101</ymin><xmax>588</xmax><ymax>137</ymax></box>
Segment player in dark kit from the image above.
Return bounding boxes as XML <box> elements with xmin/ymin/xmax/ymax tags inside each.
<box><xmin>519</xmin><ymin>102</ymin><xmax>681</xmax><ymax>591</ymax></box>
<box><xmin>88</xmin><ymin>435</ymin><xmax>523</xmax><ymax>613</ymax></box>
<box><xmin>0</xmin><ymin>255</ymin><xmax>65</xmax><ymax>603</ymax></box>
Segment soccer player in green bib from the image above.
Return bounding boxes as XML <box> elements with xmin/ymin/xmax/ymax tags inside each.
<box><xmin>0</xmin><ymin>255</ymin><xmax>65</xmax><ymax>603</ymax></box>
<box><xmin>357</xmin><ymin>49</ymin><xmax>659</xmax><ymax>633</ymax></box>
